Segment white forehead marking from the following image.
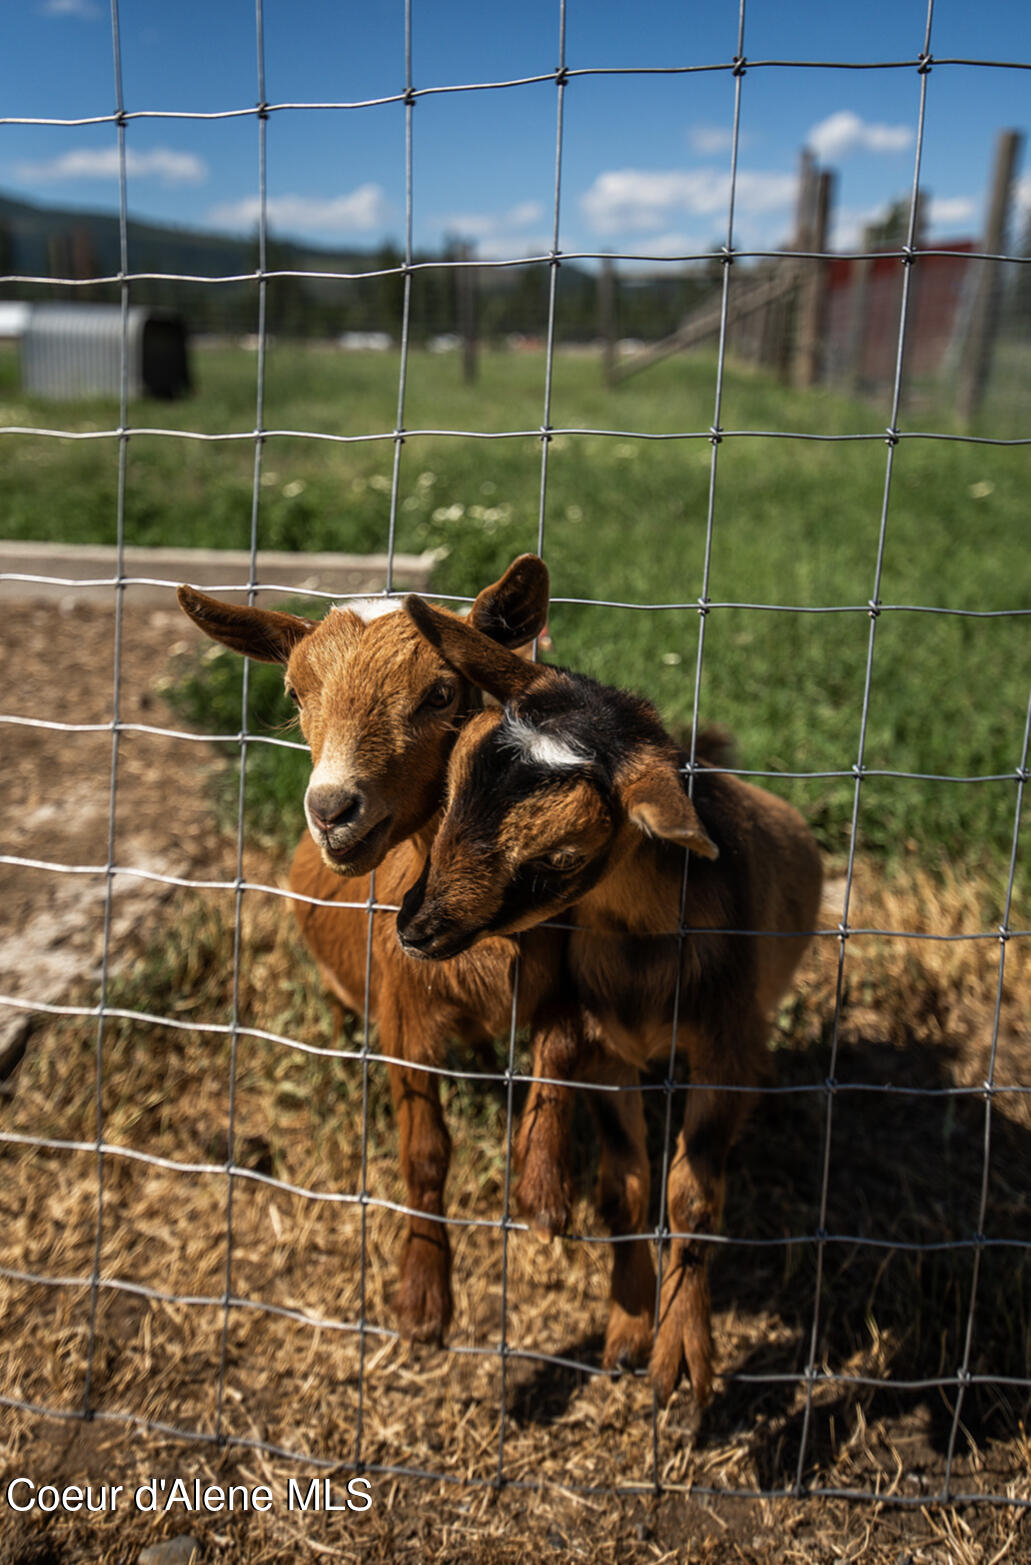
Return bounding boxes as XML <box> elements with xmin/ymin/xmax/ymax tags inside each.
<box><xmin>500</xmin><ymin>713</ymin><xmax>588</xmax><ymax>771</ymax></box>
<box><xmin>331</xmin><ymin>597</ymin><xmax>403</xmax><ymax>623</ymax></box>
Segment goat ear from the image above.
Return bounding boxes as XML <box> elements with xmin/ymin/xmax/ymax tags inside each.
<box><xmin>177</xmin><ymin>585</ymin><xmax>313</xmax><ymax>665</ymax></box>
<box><xmin>404</xmin><ymin>594</ymin><xmax>539</xmax><ymax>702</ymax></box>
<box><xmin>468</xmin><ymin>553</ymin><xmax>550</xmax><ymax>649</ymax></box>
<box><xmin>623</xmin><ymin>764</ymin><xmax>719</xmax><ymax>859</ymax></box>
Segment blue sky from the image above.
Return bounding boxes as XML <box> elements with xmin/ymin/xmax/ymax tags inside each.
<box><xmin>2</xmin><ymin>0</ymin><xmax>1029</xmax><ymax>264</ymax></box>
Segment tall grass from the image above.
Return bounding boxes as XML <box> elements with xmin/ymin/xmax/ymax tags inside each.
<box><xmin>3</xmin><ymin>342</ymin><xmax>1027</xmax><ymax>886</ymax></box>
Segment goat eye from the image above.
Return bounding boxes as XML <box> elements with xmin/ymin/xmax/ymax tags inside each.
<box><xmin>537</xmin><ymin>847</ymin><xmax>584</xmax><ymax>873</ymax></box>
<box><xmin>285</xmin><ymin>686</ymin><xmax>301</xmax><ymax>706</ymax></box>
<box><xmin>421</xmin><ymin>682</ymin><xmax>456</xmax><ymax>711</ymax></box>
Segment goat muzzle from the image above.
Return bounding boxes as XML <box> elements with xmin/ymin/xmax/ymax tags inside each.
<box><xmin>313</xmin><ymin>809</ymin><xmax>394</xmax><ymax>874</ymax></box>
<box><xmin>396</xmin><ymin>877</ymin><xmax>475</xmax><ymax>962</ymax></box>
<box><xmin>307</xmin><ymin>784</ymin><xmax>363</xmax><ymax>834</ymax></box>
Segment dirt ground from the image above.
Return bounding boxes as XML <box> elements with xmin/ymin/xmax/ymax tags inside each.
<box><xmin>0</xmin><ymin>596</ymin><xmax>224</xmax><ymax>1067</ymax></box>
<box><xmin>1</xmin><ymin>596</ymin><xmax>1030</xmax><ymax>1564</ymax></box>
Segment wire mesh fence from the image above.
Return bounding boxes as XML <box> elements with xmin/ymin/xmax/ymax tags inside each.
<box><xmin>1</xmin><ymin>0</ymin><xmax>1030</xmax><ymax>1528</ymax></box>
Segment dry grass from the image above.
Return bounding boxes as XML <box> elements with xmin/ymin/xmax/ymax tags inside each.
<box><xmin>1</xmin><ymin>848</ymin><xmax>1030</xmax><ymax>1562</ymax></box>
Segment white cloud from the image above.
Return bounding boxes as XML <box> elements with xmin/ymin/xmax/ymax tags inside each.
<box><xmin>688</xmin><ymin>125</ymin><xmax>736</xmax><ymax>156</ymax></box>
<box><xmin>208</xmin><ymin>184</ymin><xmax>391</xmax><ymax>235</ymax></box>
<box><xmin>832</xmin><ymin>204</ymin><xmax>886</xmax><ymax>250</ymax></box>
<box><xmin>833</xmin><ymin>192</ymin><xmax>979</xmax><ymax>248</ymax></box>
<box><xmin>626</xmin><ymin>231</ymin><xmax>713</xmax><ymax>260</ymax></box>
<box><xmin>15</xmin><ymin>146</ymin><xmax>207</xmax><ymax>185</ymax></box>
<box><xmin>441</xmin><ymin>204</ymin><xmax>543</xmax><ymax>239</ymax></box>
<box><xmin>581</xmin><ymin>168</ymin><xmax>797</xmax><ymax>236</ymax></box>
<box><xmin>438</xmin><ymin>201</ymin><xmax>548</xmax><ymax>259</ymax></box>
<box><xmin>928</xmin><ymin>195</ymin><xmax>977</xmax><ymax>230</ymax></box>
<box><xmin>40</xmin><ymin>0</ymin><xmax>101</xmax><ymax>15</ymax></box>
<box><xmin>473</xmin><ymin>233</ymin><xmax>552</xmax><ymax>260</ymax></box>
<box><xmin>806</xmin><ymin>111</ymin><xmax>912</xmax><ymax>161</ymax></box>
<box><xmin>499</xmin><ymin>200</ymin><xmax>544</xmax><ymax>230</ymax></box>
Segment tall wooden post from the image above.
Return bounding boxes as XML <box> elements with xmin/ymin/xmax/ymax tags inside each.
<box><xmin>795</xmin><ymin>148</ymin><xmax>817</xmax><ymax>254</ymax></box>
<box><xmin>457</xmin><ymin>244</ymin><xmax>479</xmax><ymax>385</ymax></box>
<box><xmin>598</xmin><ymin>253</ymin><xmax>616</xmax><ymax>387</ymax></box>
<box><xmin>793</xmin><ymin>167</ymin><xmax>834</xmax><ymax>388</ymax></box>
<box><xmin>899</xmin><ymin>185</ymin><xmax>930</xmax><ymax>397</ymax></box>
<box><xmin>957</xmin><ymin>128</ymin><xmax>1023</xmax><ymax>423</ymax></box>
<box><xmin>768</xmin><ymin>148</ymin><xmax>816</xmax><ymax>382</ymax></box>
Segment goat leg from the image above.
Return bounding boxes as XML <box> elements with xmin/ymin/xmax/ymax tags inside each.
<box><xmin>586</xmin><ymin>1052</ymin><xmax>655</xmax><ymax>1372</ymax></box>
<box><xmin>514</xmin><ymin>1002</ymin><xmax>580</xmax><ymax>1239</ymax></box>
<box><xmin>651</xmin><ymin>1215</ymin><xmax>716</xmax><ymax>1407</ymax></box>
<box><xmin>650</xmin><ymin>1029</ymin><xmax>759</xmax><ymax>1404</ymax></box>
<box><xmin>387</xmin><ymin>1040</ymin><xmax>454</xmax><ymax>1345</ymax></box>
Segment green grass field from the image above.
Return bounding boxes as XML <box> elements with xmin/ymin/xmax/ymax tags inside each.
<box><xmin>2</xmin><ymin>341</ymin><xmax>1027</xmax><ymax>888</ymax></box>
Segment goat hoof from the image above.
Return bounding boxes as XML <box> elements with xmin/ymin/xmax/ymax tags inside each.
<box><xmin>395</xmin><ymin>1248</ymin><xmax>452</xmax><ymax>1345</ymax></box>
<box><xmin>602</xmin><ymin>1307</ymin><xmax>653</xmax><ymax>1374</ymax></box>
<box><xmin>649</xmin><ymin>1250</ymin><xmax>715</xmax><ymax>1405</ymax></box>
<box><xmin>398</xmin><ymin>1316</ymin><xmax>447</xmax><ymax>1347</ymax></box>
<box><xmin>396</xmin><ymin>1295</ymin><xmax>451</xmax><ymax>1346</ymax></box>
<box><xmin>650</xmin><ymin>1317</ymin><xmax>714</xmax><ymax>1408</ymax></box>
<box><xmin>529</xmin><ymin>1204</ymin><xmax>570</xmax><ymax>1242</ymax></box>
<box><xmin>514</xmin><ymin>1172</ymin><xmax>572</xmax><ymax>1241</ymax></box>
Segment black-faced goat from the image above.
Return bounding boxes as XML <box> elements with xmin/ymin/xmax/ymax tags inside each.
<box><xmin>397</xmin><ymin>596</ymin><xmax>823</xmax><ymax>1404</ymax></box>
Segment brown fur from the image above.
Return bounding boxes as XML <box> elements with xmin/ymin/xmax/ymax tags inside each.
<box><xmin>291</xmin><ymin>828</ymin><xmax>566</xmax><ymax>1338</ymax></box>
<box><xmin>177</xmin><ymin>558</ymin><xmax>579</xmax><ymax>1343</ymax></box>
<box><xmin>565</xmin><ymin>771</ymin><xmax>822</xmax><ymax>1401</ymax></box>
<box><xmin>400</xmin><ymin>600</ymin><xmax>824</xmax><ymax>1401</ymax></box>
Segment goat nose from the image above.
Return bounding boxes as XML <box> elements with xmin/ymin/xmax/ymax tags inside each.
<box><xmin>308</xmin><ymin>785</ymin><xmax>363</xmax><ymax>832</ymax></box>
<box><xmin>397</xmin><ymin>870</ymin><xmax>427</xmax><ymax>929</ymax></box>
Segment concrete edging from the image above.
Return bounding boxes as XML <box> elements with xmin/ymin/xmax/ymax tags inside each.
<box><xmin>0</xmin><ymin>541</ymin><xmax>438</xmax><ymax>606</ymax></box>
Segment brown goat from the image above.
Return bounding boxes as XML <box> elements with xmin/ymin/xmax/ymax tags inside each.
<box><xmin>397</xmin><ymin>597</ymin><xmax>823</xmax><ymax>1404</ymax></box>
<box><xmin>176</xmin><ymin>558</ymin><xmax>578</xmax><ymax>1346</ymax></box>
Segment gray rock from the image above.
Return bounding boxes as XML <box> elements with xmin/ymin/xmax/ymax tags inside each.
<box><xmin>138</xmin><ymin>1537</ymin><xmax>201</xmax><ymax>1565</ymax></box>
<box><xmin>0</xmin><ymin>1014</ymin><xmax>30</xmax><ymax>1080</ymax></box>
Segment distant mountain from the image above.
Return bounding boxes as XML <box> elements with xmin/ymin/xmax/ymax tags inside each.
<box><xmin>0</xmin><ymin>188</ymin><xmax>371</xmax><ymax>282</ymax></box>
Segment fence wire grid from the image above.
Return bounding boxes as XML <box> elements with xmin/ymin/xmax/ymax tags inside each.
<box><xmin>1</xmin><ymin>0</ymin><xmax>1030</xmax><ymax>1522</ymax></box>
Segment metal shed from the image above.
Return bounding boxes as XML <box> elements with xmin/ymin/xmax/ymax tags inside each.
<box><xmin>0</xmin><ymin>301</ymin><xmax>31</xmax><ymax>342</ymax></box>
<box><xmin>20</xmin><ymin>304</ymin><xmax>191</xmax><ymax>400</ymax></box>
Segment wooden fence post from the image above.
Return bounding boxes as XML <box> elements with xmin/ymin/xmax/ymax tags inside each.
<box><xmin>793</xmin><ymin>168</ymin><xmax>834</xmax><ymax>388</ymax></box>
<box><xmin>598</xmin><ymin>253</ymin><xmax>616</xmax><ymax>387</ymax></box>
<box><xmin>457</xmin><ymin>244</ymin><xmax>479</xmax><ymax>385</ymax></box>
<box><xmin>956</xmin><ymin>128</ymin><xmax>1023</xmax><ymax>423</ymax></box>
